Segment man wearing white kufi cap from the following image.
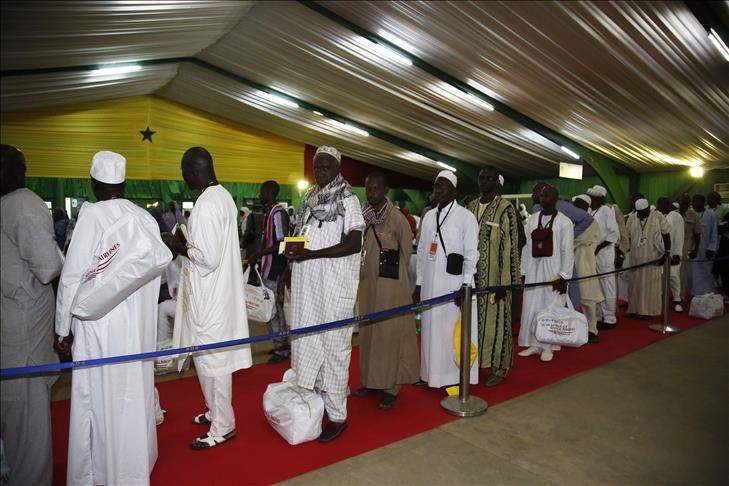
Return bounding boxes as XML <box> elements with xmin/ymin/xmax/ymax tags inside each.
<box><xmin>625</xmin><ymin>198</ymin><xmax>671</xmax><ymax>318</ymax></box>
<box><xmin>587</xmin><ymin>185</ymin><xmax>620</xmax><ymax>329</ymax></box>
<box><xmin>57</xmin><ymin>151</ymin><xmax>171</xmax><ymax>485</ymax></box>
<box><xmin>415</xmin><ymin>170</ymin><xmax>479</xmax><ymax>387</ymax></box>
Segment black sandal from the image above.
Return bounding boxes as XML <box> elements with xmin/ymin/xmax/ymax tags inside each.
<box><xmin>190</xmin><ymin>429</ymin><xmax>237</xmax><ymax>450</ymax></box>
<box><xmin>192</xmin><ymin>412</ymin><xmax>211</xmax><ymax>425</ymax></box>
<box><xmin>378</xmin><ymin>393</ymin><xmax>397</xmax><ymax>410</ymax></box>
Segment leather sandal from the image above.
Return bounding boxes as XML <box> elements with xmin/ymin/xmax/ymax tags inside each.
<box><xmin>190</xmin><ymin>429</ymin><xmax>237</xmax><ymax>450</ymax></box>
<box><xmin>192</xmin><ymin>412</ymin><xmax>211</xmax><ymax>425</ymax></box>
<box><xmin>378</xmin><ymin>393</ymin><xmax>397</xmax><ymax>410</ymax></box>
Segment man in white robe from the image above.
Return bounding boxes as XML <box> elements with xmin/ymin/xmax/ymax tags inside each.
<box><xmin>587</xmin><ymin>185</ymin><xmax>620</xmax><ymax>329</ymax></box>
<box><xmin>572</xmin><ymin>195</ymin><xmax>605</xmax><ymax>343</ymax></box>
<box><xmin>170</xmin><ymin>147</ymin><xmax>252</xmax><ymax>449</ymax></box>
<box><xmin>56</xmin><ymin>151</ymin><xmax>170</xmax><ymax>486</ymax></box>
<box><xmin>281</xmin><ymin>146</ymin><xmax>364</xmax><ymax>443</ymax></box>
<box><xmin>658</xmin><ymin>198</ymin><xmax>685</xmax><ymax>312</ymax></box>
<box><xmin>415</xmin><ymin>170</ymin><xmax>479</xmax><ymax>387</ymax></box>
<box><xmin>1</xmin><ymin>145</ymin><xmax>64</xmax><ymax>486</ymax></box>
<box><xmin>519</xmin><ymin>185</ymin><xmax>574</xmax><ymax>362</ymax></box>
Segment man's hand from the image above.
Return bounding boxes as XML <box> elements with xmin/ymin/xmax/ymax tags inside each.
<box><xmin>412</xmin><ymin>286</ymin><xmax>421</xmax><ymax>305</ymax></box>
<box><xmin>595</xmin><ymin>241</ymin><xmax>610</xmax><ymax>255</ymax></box>
<box><xmin>277</xmin><ymin>270</ymin><xmax>291</xmax><ymax>302</ymax></box>
<box><xmin>54</xmin><ymin>334</ymin><xmax>73</xmax><ymax>360</ymax></box>
<box><xmin>552</xmin><ymin>277</ymin><xmax>567</xmax><ymax>294</ymax></box>
<box><xmin>285</xmin><ymin>247</ymin><xmax>314</xmax><ymax>262</ymax></box>
<box><xmin>246</xmin><ymin>253</ymin><xmax>259</xmax><ymax>267</ymax></box>
<box><xmin>615</xmin><ymin>249</ymin><xmax>625</xmax><ymax>269</ymax></box>
<box><xmin>671</xmin><ymin>255</ymin><xmax>681</xmax><ymax>266</ymax></box>
<box><xmin>454</xmin><ymin>289</ymin><xmax>463</xmax><ymax>309</ymax></box>
<box><xmin>688</xmin><ymin>249</ymin><xmax>698</xmax><ymax>260</ymax></box>
<box><xmin>170</xmin><ymin>229</ymin><xmax>187</xmax><ymax>256</ymax></box>
<box><xmin>656</xmin><ymin>253</ymin><xmax>668</xmax><ymax>266</ymax></box>
<box><xmin>706</xmin><ymin>250</ymin><xmax>716</xmax><ymax>260</ymax></box>
<box><xmin>494</xmin><ymin>289</ymin><xmax>507</xmax><ymax>301</ymax></box>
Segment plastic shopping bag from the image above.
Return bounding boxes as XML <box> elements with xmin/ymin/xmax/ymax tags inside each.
<box><xmin>244</xmin><ymin>266</ymin><xmax>276</xmax><ymax>323</ymax></box>
<box><xmin>535</xmin><ymin>294</ymin><xmax>588</xmax><ymax>347</ymax></box>
<box><xmin>453</xmin><ymin>296</ymin><xmax>478</xmax><ymax>368</ymax></box>
<box><xmin>263</xmin><ymin>369</ymin><xmax>324</xmax><ymax>445</ymax></box>
<box><xmin>72</xmin><ymin>212</ymin><xmax>172</xmax><ymax>320</ymax></box>
<box><xmin>688</xmin><ymin>294</ymin><xmax>724</xmax><ymax>320</ymax></box>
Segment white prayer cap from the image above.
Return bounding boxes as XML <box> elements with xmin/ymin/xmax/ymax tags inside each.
<box><xmin>498</xmin><ymin>174</ymin><xmax>504</xmax><ymax>186</ymax></box>
<box><xmin>314</xmin><ymin>145</ymin><xmax>341</xmax><ymax>164</ymax></box>
<box><xmin>672</xmin><ymin>202</ymin><xmax>679</xmax><ymax>209</ymax></box>
<box><xmin>587</xmin><ymin>185</ymin><xmax>607</xmax><ymax>197</ymax></box>
<box><xmin>572</xmin><ymin>194</ymin><xmax>591</xmax><ymax>206</ymax></box>
<box><xmin>436</xmin><ymin>170</ymin><xmax>457</xmax><ymax>188</ymax></box>
<box><xmin>635</xmin><ymin>198</ymin><xmax>650</xmax><ymax>211</ymax></box>
<box><xmin>90</xmin><ymin>151</ymin><xmax>125</xmax><ymax>184</ymax></box>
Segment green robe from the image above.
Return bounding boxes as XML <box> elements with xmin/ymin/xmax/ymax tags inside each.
<box><xmin>468</xmin><ymin>197</ymin><xmax>519</xmax><ymax>370</ymax></box>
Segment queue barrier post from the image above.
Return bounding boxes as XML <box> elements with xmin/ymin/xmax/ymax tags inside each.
<box><xmin>440</xmin><ymin>284</ymin><xmax>488</xmax><ymax>417</ymax></box>
<box><xmin>648</xmin><ymin>254</ymin><xmax>681</xmax><ymax>334</ymax></box>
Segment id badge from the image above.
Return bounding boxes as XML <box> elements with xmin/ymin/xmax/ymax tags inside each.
<box><xmin>638</xmin><ymin>236</ymin><xmax>647</xmax><ymax>247</ymax></box>
<box><xmin>428</xmin><ymin>241</ymin><xmax>438</xmax><ymax>261</ymax></box>
<box><xmin>300</xmin><ymin>224</ymin><xmax>312</xmax><ymax>238</ymax></box>
<box><xmin>360</xmin><ymin>248</ymin><xmax>367</xmax><ymax>267</ymax></box>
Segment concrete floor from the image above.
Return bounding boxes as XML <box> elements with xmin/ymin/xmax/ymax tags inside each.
<box><xmin>282</xmin><ymin>316</ymin><xmax>729</xmax><ymax>485</ymax></box>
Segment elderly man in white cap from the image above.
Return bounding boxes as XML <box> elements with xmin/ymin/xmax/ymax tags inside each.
<box><xmin>280</xmin><ymin>145</ymin><xmax>364</xmax><ymax>442</ymax></box>
<box><xmin>625</xmin><ymin>198</ymin><xmax>671</xmax><ymax>318</ymax></box>
<box><xmin>56</xmin><ymin>151</ymin><xmax>171</xmax><ymax>485</ymax></box>
<box><xmin>572</xmin><ymin>195</ymin><xmax>604</xmax><ymax>342</ymax></box>
<box><xmin>587</xmin><ymin>185</ymin><xmax>620</xmax><ymax>329</ymax></box>
<box><xmin>415</xmin><ymin>170</ymin><xmax>479</xmax><ymax>387</ymax></box>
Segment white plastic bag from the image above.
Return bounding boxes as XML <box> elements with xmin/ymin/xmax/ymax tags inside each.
<box><xmin>535</xmin><ymin>294</ymin><xmax>589</xmax><ymax>347</ymax></box>
<box><xmin>244</xmin><ymin>266</ymin><xmax>276</xmax><ymax>323</ymax></box>
<box><xmin>72</xmin><ymin>212</ymin><xmax>172</xmax><ymax>320</ymax></box>
<box><xmin>263</xmin><ymin>369</ymin><xmax>324</xmax><ymax>445</ymax></box>
<box><xmin>688</xmin><ymin>294</ymin><xmax>724</xmax><ymax>320</ymax></box>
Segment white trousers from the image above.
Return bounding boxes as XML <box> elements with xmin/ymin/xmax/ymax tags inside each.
<box><xmin>669</xmin><ymin>264</ymin><xmax>681</xmax><ymax>302</ymax></box>
<box><xmin>314</xmin><ymin>373</ymin><xmax>347</xmax><ymax>422</ymax></box>
<box><xmin>157</xmin><ymin>300</ymin><xmax>176</xmax><ymax>349</ymax></box>
<box><xmin>582</xmin><ymin>301</ymin><xmax>598</xmax><ymax>335</ymax></box>
<box><xmin>196</xmin><ymin>369</ymin><xmax>235</xmax><ymax>437</ymax></box>
<box><xmin>595</xmin><ymin>246</ymin><xmax>616</xmax><ymax>324</ymax></box>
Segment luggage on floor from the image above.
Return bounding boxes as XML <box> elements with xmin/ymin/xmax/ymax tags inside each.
<box><xmin>263</xmin><ymin>369</ymin><xmax>324</xmax><ymax>445</ymax></box>
<box><xmin>535</xmin><ymin>294</ymin><xmax>589</xmax><ymax>347</ymax></box>
<box><xmin>688</xmin><ymin>293</ymin><xmax>724</xmax><ymax>320</ymax></box>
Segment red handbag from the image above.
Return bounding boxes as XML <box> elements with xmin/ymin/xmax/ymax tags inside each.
<box><xmin>531</xmin><ymin>213</ymin><xmax>556</xmax><ymax>258</ymax></box>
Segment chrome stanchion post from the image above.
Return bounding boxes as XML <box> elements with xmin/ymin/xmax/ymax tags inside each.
<box><xmin>649</xmin><ymin>254</ymin><xmax>681</xmax><ymax>334</ymax></box>
<box><xmin>441</xmin><ymin>284</ymin><xmax>488</xmax><ymax>417</ymax></box>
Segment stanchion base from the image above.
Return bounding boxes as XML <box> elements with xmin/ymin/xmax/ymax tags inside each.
<box><xmin>648</xmin><ymin>323</ymin><xmax>681</xmax><ymax>334</ymax></box>
<box><xmin>440</xmin><ymin>395</ymin><xmax>488</xmax><ymax>417</ymax></box>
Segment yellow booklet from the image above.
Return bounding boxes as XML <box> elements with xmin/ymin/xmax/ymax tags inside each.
<box><xmin>282</xmin><ymin>236</ymin><xmax>308</xmax><ymax>256</ymax></box>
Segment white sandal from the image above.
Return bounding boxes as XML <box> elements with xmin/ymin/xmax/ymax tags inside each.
<box><xmin>192</xmin><ymin>412</ymin><xmax>211</xmax><ymax>425</ymax></box>
<box><xmin>190</xmin><ymin>430</ymin><xmax>237</xmax><ymax>450</ymax></box>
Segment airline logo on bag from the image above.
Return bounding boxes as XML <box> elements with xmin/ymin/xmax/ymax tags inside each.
<box><xmin>541</xmin><ymin>318</ymin><xmax>576</xmax><ymax>336</ymax></box>
<box><xmin>83</xmin><ymin>243</ymin><xmax>121</xmax><ymax>282</ymax></box>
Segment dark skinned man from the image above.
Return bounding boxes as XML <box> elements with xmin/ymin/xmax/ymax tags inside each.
<box><xmin>354</xmin><ymin>172</ymin><xmax>419</xmax><ymax>409</ymax></box>
<box><xmin>279</xmin><ymin>145</ymin><xmax>364</xmax><ymax>443</ymax></box>
<box><xmin>586</xmin><ymin>185</ymin><xmax>620</xmax><ymax>329</ymax></box>
<box><xmin>687</xmin><ymin>194</ymin><xmax>718</xmax><ymax>296</ymax></box>
<box><xmin>169</xmin><ymin>147</ymin><xmax>252</xmax><ymax>450</ymax></box>
<box><xmin>519</xmin><ymin>185</ymin><xmax>573</xmax><ymax>363</ymax></box>
<box><xmin>467</xmin><ymin>166</ymin><xmax>519</xmax><ymax>386</ymax></box>
<box><xmin>625</xmin><ymin>198</ymin><xmax>671</xmax><ymax>319</ymax></box>
<box><xmin>415</xmin><ymin>170</ymin><xmax>479</xmax><ymax>388</ymax></box>
<box><xmin>658</xmin><ymin>197</ymin><xmax>686</xmax><ymax>311</ymax></box>
<box><xmin>1</xmin><ymin>145</ymin><xmax>63</xmax><ymax>486</ymax></box>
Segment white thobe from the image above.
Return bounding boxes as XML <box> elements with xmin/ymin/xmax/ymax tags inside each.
<box><xmin>519</xmin><ymin>211</ymin><xmax>574</xmax><ymax>351</ymax></box>
<box><xmin>665</xmin><ymin>211</ymin><xmax>684</xmax><ymax>302</ymax></box>
<box><xmin>591</xmin><ymin>205</ymin><xmax>619</xmax><ymax>324</ymax></box>
<box><xmin>417</xmin><ymin>201</ymin><xmax>479</xmax><ymax>388</ymax></box>
<box><xmin>56</xmin><ymin>199</ymin><xmax>162</xmax><ymax>486</ymax></box>
<box><xmin>173</xmin><ymin>185</ymin><xmax>252</xmax><ymax>437</ymax></box>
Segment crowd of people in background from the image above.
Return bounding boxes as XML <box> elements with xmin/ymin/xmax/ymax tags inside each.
<box><xmin>1</xmin><ymin>141</ymin><xmax>727</xmax><ymax>485</ymax></box>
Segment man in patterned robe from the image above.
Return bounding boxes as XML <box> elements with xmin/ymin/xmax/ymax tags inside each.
<box><xmin>468</xmin><ymin>166</ymin><xmax>519</xmax><ymax>387</ymax></box>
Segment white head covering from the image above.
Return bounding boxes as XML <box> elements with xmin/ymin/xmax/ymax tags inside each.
<box><xmin>90</xmin><ymin>151</ymin><xmax>125</xmax><ymax>184</ymax></box>
<box><xmin>587</xmin><ymin>185</ymin><xmax>607</xmax><ymax>198</ymax></box>
<box><xmin>436</xmin><ymin>170</ymin><xmax>457</xmax><ymax>188</ymax></box>
<box><xmin>572</xmin><ymin>194</ymin><xmax>591</xmax><ymax>206</ymax></box>
<box><xmin>498</xmin><ymin>174</ymin><xmax>504</xmax><ymax>186</ymax></box>
<box><xmin>314</xmin><ymin>145</ymin><xmax>341</xmax><ymax>164</ymax></box>
<box><xmin>635</xmin><ymin>198</ymin><xmax>650</xmax><ymax>211</ymax></box>
<box><xmin>672</xmin><ymin>202</ymin><xmax>679</xmax><ymax>209</ymax></box>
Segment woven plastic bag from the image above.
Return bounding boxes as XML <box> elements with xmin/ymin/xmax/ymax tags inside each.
<box><xmin>688</xmin><ymin>293</ymin><xmax>724</xmax><ymax>320</ymax></box>
<box><xmin>263</xmin><ymin>369</ymin><xmax>324</xmax><ymax>445</ymax></box>
<box><xmin>244</xmin><ymin>266</ymin><xmax>276</xmax><ymax>323</ymax></box>
<box><xmin>535</xmin><ymin>294</ymin><xmax>588</xmax><ymax>347</ymax></box>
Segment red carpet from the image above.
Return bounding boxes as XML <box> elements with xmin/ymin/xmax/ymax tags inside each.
<box><xmin>50</xmin><ymin>306</ymin><xmax>721</xmax><ymax>485</ymax></box>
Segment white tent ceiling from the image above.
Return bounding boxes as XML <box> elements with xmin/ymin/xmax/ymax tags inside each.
<box><xmin>2</xmin><ymin>0</ymin><xmax>727</xmax><ymax>181</ymax></box>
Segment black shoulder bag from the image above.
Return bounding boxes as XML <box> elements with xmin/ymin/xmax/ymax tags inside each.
<box><xmin>437</xmin><ymin>205</ymin><xmax>464</xmax><ymax>275</ymax></box>
<box><xmin>367</xmin><ymin>225</ymin><xmax>400</xmax><ymax>279</ymax></box>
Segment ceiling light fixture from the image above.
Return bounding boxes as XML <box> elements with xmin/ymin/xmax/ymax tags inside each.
<box><xmin>329</xmin><ymin>119</ymin><xmax>369</xmax><ymax>137</ymax></box>
<box><xmin>261</xmin><ymin>91</ymin><xmax>298</xmax><ymax>109</ymax></box>
<box><xmin>709</xmin><ymin>28</ymin><xmax>729</xmax><ymax>62</ymax></box>
<box><xmin>436</xmin><ymin>161</ymin><xmax>457</xmax><ymax>172</ymax></box>
<box><xmin>372</xmin><ymin>40</ymin><xmax>413</xmax><ymax>66</ymax></box>
<box><xmin>90</xmin><ymin>64</ymin><xmax>142</xmax><ymax>76</ymax></box>
<box><xmin>312</xmin><ymin>111</ymin><xmax>323</xmax><ymax>116</ymax></box>
<box><xmin>467</xmin><ymin>93</ymin><xmax>494</xmax><ymax>111</ymax></box>
<box><xmin>560</xmin><ymin>146</ymin><xmax>581</xmax><ymax>160</ymax></box>
<box><xmin>377</xmin><ymin>30</ymin><xmax>416</xmax><ymax>54</ymax></box>
<box><xmin>689</xmin><ymin>166</ymin><xmax>705</xmax><ymax>178</ymax></box>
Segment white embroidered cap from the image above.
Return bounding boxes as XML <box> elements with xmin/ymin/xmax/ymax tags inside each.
<box><xmin>587</xmin><ymin>185</ymin><xmax>607</xmax><ymax>197</ymax></box>
<box><xmin>436</xmin><ymin>170</ymin><xmax>457</xmax><ymax>188</ymax></box>
<box><xmin>572</xmin><ymin>194</ymin><xmax>591</xmax><ymax>205</ymax></box>
<box><xmin>314</xmin><ymin>145</ymin><xmax>341</xmax><ymax>164</ymax></box>
<box><xmin>635</xmin><ymin>198</ymin><xmax>650</xmax><ymax>211</ymax></box>
<box><xmin>90</xmin><ymin>151</ymin><xmax>125</xmax><ymax>184</ymax></box>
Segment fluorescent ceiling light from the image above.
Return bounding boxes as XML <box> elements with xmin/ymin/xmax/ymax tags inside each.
<box><xmin>436</xmin><ymin>161</ymin><xmax>457</xmax><ymax>172</ymax></box>
<box><xmin>312</xmin><ymin>111</ymin><xmax>323</xmax><ymax>116</ymax></box>
<box><xmin>559</xmin><ymin>162</ymin><xmax>583</xmax><ymax>180</ymax></box>
<box><xmin>467</xmin><ymin>93</ymin><xmax>494</xmax><ymax>111</ymax></box>
<box><xmin>689</xmin><ymin>166</ymin><xmax>705</xmax><ymax>178</ymax></box>
<box><xmin>261</xmin><ymin>91</ymin><xmax>298</xmax><ymax>109</ymax></box>
<box><xmin>90</xmin><ymin>64</ymin><xmax>142</xmax><ymax>76</ymax></box>
<box><xmin>329</xmin><ymin>119</ymin><xmax>369</xmax><ymax>137</ymax></box>
<box><xmin>372</xmin><ymin>40</ymin><xmax>413</xmax><ymax>66</ymax></box>
<box><xmin>560</xmin><ymin>146</ymin><xmax>581</xmax><ymax>159</ymax></box>
<box><xmin>377</xmin><ymin>30</ymin><xmax>416</xmax><ymax>54</ymax></box>
<box><xmin>709</xmin><ymin>29</ymin><xmax>729</xmax><ymax>62</ymax></box>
